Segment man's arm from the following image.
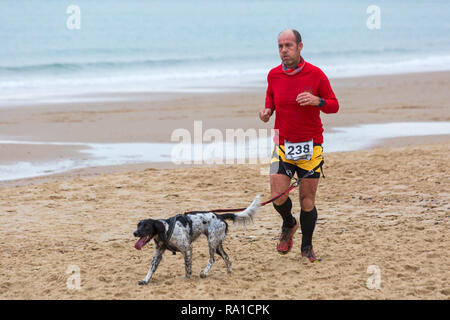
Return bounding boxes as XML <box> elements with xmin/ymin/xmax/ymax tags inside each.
<box><xmin>296</xmin><ymin>71</ymin><xmax>339</xmax><ymax>112</ymax></box>
<box><xmin>265</xmin><ymin>72</ymin><xmax>275</xmax><ymax>112</ymax></box>
<box><xmin>317</xmin><ymin>72</ymin><xmax>339</xmax><ymax>114</ymax></box>
<box><xmin>260</xmin><ymin>73</ymin><xmax>275</xmax><ymax>122</ymax></box>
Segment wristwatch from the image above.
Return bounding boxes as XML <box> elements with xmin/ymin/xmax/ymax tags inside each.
<box><xmin>317</xmin><ymin>98</ymin><xmax>326</xmax><ymax>107</ymax></box>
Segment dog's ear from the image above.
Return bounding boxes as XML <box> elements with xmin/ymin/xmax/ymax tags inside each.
<box><xmin>155</xmin><ymin>221</ymin><xmax>167</xmax><ymax>243</ymax></box>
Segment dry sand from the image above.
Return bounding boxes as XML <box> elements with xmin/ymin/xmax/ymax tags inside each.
<box><xmin>0</xmin><ymin>142</ymin><xmax>448</xmax><ymax>300</ymax></box>
<box><xmin>0</xmin><ymin>71</ymin><xmax>449</xmax><ymax>300</ymax></box>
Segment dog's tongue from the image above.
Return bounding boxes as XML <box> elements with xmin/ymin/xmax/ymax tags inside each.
<box><xmin>135</xmin><ymin>237</ymin><xmax>147</xmax><ymax>250</ymax></box>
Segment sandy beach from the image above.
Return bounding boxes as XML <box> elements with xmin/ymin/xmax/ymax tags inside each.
<box><xmin>0</xmin><ymin>71</ymin><xmax>449</xmax><ymax>300</ymax></box>
<box><xmin>1</xmin><ymin>71</ymin><xmax>450</xmax><ymax>147</ymax></box>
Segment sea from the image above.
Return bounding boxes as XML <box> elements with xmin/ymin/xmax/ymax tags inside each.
<box><xmin>1</xmin><ymin>1</ymin><xmax>450</xmax><ymax>181</ymax></box>
<box><xmin>1</xmin><ymin>0</ymin><xmax>450</xmax><ymax>104</ymax></box>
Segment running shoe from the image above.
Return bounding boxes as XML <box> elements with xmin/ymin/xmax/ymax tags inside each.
<box><xmin>277</xmin><ymin>218</ymin><xmax>298</xmax><ymax>254</ymax></box>
<box><xmin>301</xmin><ymin>245</ymin><xmax>322</xmax><ymax>263</ymax></box>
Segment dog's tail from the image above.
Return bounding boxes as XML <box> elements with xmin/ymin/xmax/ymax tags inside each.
<box><xmin>219</xmin><ymin>194</ymin><xmax>260</xmax><ymax>228</ymax></box>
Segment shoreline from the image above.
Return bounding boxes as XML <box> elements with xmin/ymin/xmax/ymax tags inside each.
<box><xmin>1</xmin><ymin>70</ymin><xmax>449</xmax><ymax>187</ymax></box>
<box><xmin>2</xmin><ymin>69</ymin><xmax>450</xmax><ymax>108</ymax></box>
<box><xmin>2</xmin><ymin>69</ymin><xmax>450</xmax><ymax>110</ymax></box>
<box><xmin>1</xmin><ymin>70</ymin><xmax>449</xmax><ymax>143</ymax></box>
<box><xmin>1</xmin><ymin>132</ymin><xmax>449</xmax><ymax>188</ymax></box>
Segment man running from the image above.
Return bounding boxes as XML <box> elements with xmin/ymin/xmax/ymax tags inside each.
<box><xmin>259</xmin><ymin>29</ymin><xmax>339</xmax><ymax>262</ymax></box>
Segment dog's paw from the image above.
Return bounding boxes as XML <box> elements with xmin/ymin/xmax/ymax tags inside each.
<box><xmin>138</xmin><ymin>280</ymin><xmax>148</xmax><ymax>286</ymax></box>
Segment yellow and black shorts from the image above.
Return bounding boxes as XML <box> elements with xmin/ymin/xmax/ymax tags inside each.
<box><xmin>269</xmin><ymin>143</ymin><xmax>324</xmax><ymax>179</ymax></box>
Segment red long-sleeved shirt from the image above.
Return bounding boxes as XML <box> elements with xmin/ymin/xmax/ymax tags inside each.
<box><xmin>265</xmin><ymin>61</ymin><xmax>339</xmax><ymax>145</ymax></box>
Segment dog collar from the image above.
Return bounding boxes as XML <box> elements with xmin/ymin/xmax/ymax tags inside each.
<box><xmin>159</xmin><ymin>219</ymin><xmax>168</xmax><ymax>228</ymax></box>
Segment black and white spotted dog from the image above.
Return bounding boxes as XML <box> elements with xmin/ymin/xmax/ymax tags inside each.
<box><xmin>133</xmin><ymin>195</ymin><xmax>260</xmax><ymax>285</ymax></box>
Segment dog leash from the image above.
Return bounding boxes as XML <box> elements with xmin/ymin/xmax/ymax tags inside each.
<box><xmin>183</xmin><ymin>160</ymin><xmax>324</xmax><ymax>215</ymax></box>
<box><xmin>184</xmin><ymin>178</ymin><xmax>299</xmax><ymax>215</ymax></box>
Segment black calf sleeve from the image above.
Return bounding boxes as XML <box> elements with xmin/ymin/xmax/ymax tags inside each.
<box><xmin>273</xmin><ymin>197</ymin><xmax>296</xmax><ymax>228</ymax></box>
<box><xmin>300</xmin><ymin>207</ymin><xmax>318</xmax><ymax>250</ymax></box>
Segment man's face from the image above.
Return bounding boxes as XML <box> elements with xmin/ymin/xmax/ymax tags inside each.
<box><xmin>278</xmin><ymin>31</ymin><xmax>303</xmax><ymax>68</ymax></box>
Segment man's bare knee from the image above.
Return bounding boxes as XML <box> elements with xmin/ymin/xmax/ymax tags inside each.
<box><xmin>270</xmin><ymin>174</ymin><xmax>291</xmax><ymax>205</ymax></box>
<box><xmin>273</xmin><ymin>194</ymin><xmax>289</xmax><ymax>206</ymax></box>
<box><xmin>299</xmin><ymin>178</ymin><xmax>319</xmax><ymax>211</ymax></box>
<box><xmin>300</xmin><ymin>197</ymin><xmax>315</xmax><ymax>211</ymax></box>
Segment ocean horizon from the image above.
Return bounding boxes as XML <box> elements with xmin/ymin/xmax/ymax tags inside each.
<box><xmin>1</xmin><ymin>0</ymin><xmax>450</xmax><ymax>104</ymax></box>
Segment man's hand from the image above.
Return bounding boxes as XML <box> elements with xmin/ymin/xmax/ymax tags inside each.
<box><xmin>259</xmin><ymin>108</ymin><xmax>273</xmax><ymax>122</ymax></box>
<box><xmin>296</xmin><ymin>92</ymin><xmax>320</xmax><ymax>106</ymax></box>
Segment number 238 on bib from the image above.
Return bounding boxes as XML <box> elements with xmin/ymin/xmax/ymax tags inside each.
<box><xmin>284</xmin><ymin>140</ymin><xmax>314</xmax><ymax>161</ymax></box>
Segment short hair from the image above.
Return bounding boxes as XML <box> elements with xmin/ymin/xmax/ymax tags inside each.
<box><xmin>292</xmin><ymin>29</ymin><xmax>302</xmax><ymax>44</ymax></box>
<box><xmin>279</xmin><ymin>29</ymin><xmax>302</xmax><ymax>44</ymax></box>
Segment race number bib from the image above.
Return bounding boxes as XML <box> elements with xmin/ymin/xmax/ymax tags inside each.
<box><xmin>285</xmin><ymin>140</ymin><xmax>314</xmax><ymax>161</ymax></box>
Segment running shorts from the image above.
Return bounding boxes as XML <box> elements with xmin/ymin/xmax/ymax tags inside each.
<box><xmin>269</xmin><ymin>143</ymin><xmax>324</xmax><ymax>179</ymax></box>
